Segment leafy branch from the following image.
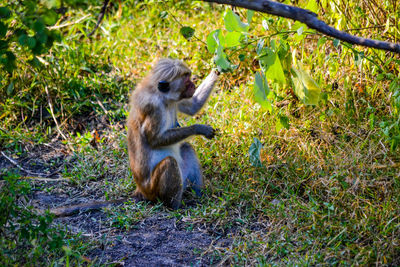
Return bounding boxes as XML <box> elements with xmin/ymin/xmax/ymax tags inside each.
<box><xmin>202</xmin><ymin>0</ymin><xmax>400</xmax><ymax>53</ymax></box>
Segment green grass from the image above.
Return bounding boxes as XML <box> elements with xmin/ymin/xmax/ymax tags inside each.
<box><xmin>1</xmin><ymin>0</ymin><xmax>400</xmax><ymax>265</ymax></box>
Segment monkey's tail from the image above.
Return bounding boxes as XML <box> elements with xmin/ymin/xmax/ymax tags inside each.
<box><xmin>38</xmin><ymin>198</ymin><xmax>128</xmax><ymax>217</ymax></box>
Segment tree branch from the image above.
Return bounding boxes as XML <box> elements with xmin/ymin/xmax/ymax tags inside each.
<box><xmin>202</xmin><ymin>0</ymin><xmax>400</xmax><ymax>53</ymax></box>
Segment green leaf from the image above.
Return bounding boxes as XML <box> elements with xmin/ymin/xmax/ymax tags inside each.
<box><xmin>317</xmin><ymin>37</ymin><xmax>326</xmax><ymax>48</ymax></box>
<box><xmin>215</xmin><ymin>45</ymin><xmax>233</xmax><ymax>73</ymax></box>
<box><xmin>6</xmin><ymin>81</ymin><xmax>14</xmax><ymax>96</ymax></box>
<box><xmin>277</xmin><ymin>115</ymin><xmax>290</xmax><ymax>131</ymax></box>
<box><xmin>41</xmin><ymin>0</ymin><xmax>61</xmax><ymax>9</ymax></box>
<box><xmin>238</xmin><ymin>54</ymin><xmax>245</xmax><ymax>62</ymax></box>
<box><xmin>33</xmin><ymin>19</ymin><xmax>45</xmax><ymax>33</ymax></box>
<box><xmin>42</xmin><ymin>9</ymin><xmax>58</xmax><ymax>25</ymax></box>
<box><xmin>224</xmin><ymin>9</ymin><xmax>249</xmax><ymax>32</ymax></box>
<box><xmin>333</xmin><ymin>39</ymin><xmax>340</xmax><ymax>48</ymax></box>
<box><xmin>281</xmin><ymin>116</ymin><xmax>290</xmax><ymax>129</ymax></box>
<box><xmin>0</xmin><ymin>40</ymin><xmax>7</xmax><ymax>49</ymax></box>
<box><xmin>36</xmin><ymin>30</ymin><xmax>48</xmax><ymax>44</ymax></box>
<box><xmin>0</xmin><ymin>21</ymin><xmax>6</xmax><ymax>38</ymax></box>
<box><xmin>3</xmin><ymin>51</ymin><xmax>16</xmax><ymax>72</ymax></box>
<box><xmin>253</xmin><ymin>71</ymin><xmax>272</xmax><ymax>112</ymax></box>
<box><xmin>180</xmin><ymin>26</ymin><xmax>195</xmax><ymax>40</ymax></box>
<box><xmin>249</xmin><ymin>137</ymin><xmax>263</xmax><ymax>167</ymax></box>
<box><xmin>18</xmin><ymin>34</ymin><xmax>28</xmax><ymax>46</ymax></box>
<box><xmin>224</xmin><ymin>31</ymin><xmax>241</xmax><ymax>47</ymax></box>
<box><xmin>0</xmin><ymin>7</ymin><xmax>11</xmax><ymax>19</ymax></box>
<box><xmin>27</xmin><ymin>37</ymin><xmax>36</xmax><ymax>49</ymax></box>
<box><xmin>206</xmin><ymin>29</ymin><xmax>224</xmax><ymax>54</ymax></box>
<box><xmin>297</xmin><ymin>26</ymin><xmax>304</xmax><ymax>36</ymax></box>
<box><xmin>256</xmin><ymin>39</ymin><xmax>265</xmax><ymax>55</ymax></box>
<box><xmin>247</xmin><ymin>10</ymin><xmax>254</xmax><ymax>24</ymax></box>
<box><xmin>291</xmin><ymin>64</ymin><xmax>321</xmax><ymax>105</ymax></box>
<box><xmin>354</xmin><ymin>51</ymin><xmax>364</xmax><ymax>67</ymax></box>
<box><xmin>259</xmin><ymin>47</ymin><xmax>286</xmax><ymax>84</ymax></box>
<box><xmin>305</xmin><ymin>0</ymin><xmax>318</xmax><ymax>13</ymax></box>
<box><xmin>292</xmin><ymin>21</ymin><xmax>307</xmax><ymax>41</ymax></box>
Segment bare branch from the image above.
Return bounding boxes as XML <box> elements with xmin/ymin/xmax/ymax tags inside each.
<box><xmin>202</xmin><ymin>0</ymin><xmax>400</xmax><ymax>53</ymax></box>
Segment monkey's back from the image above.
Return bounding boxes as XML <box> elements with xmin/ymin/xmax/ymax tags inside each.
<box><xmin>127</xmin><ymin>88</ymin><xmax>155</xmax><ymax>183</ymax></box>
<box><xmin>126</xmin><ymin>107</ymin><xmax>151</xmax><ymax>183</ymax></box>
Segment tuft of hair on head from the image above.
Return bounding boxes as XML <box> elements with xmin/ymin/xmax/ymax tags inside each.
<box><xmin>151</xmin><ymin>58</ymin><xmax>191</xmax><ymax>83</ymax></box>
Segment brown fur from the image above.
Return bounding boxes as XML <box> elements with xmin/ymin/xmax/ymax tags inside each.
<box><xmin>127</xmin><ymin>58</ymin><xmax>219</xmax><ymax>208</ymax></box>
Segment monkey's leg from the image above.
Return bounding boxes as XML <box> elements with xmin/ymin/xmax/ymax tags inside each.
<box><xmin>150</xmin><ymin>156</ymin><xmax>183</xmax><ymax>209</ymax></box>
<box><xmin>180</xmin><ymin>142</ymin><xmax>203</xmax><ymax>196</ymax></box>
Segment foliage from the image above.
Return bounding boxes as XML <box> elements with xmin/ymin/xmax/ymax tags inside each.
<box><xmin>0</xmin><ymin>173</ymin><xmax>86</xmax><ymax>265</ymax></box>
<box><xmin>0</xmin><ymin>0</ymin><xmax>132</xmax><ymax>150</ymax></box>
<box><xmin>206</xmin><ymin>0</ymin><xmax>400</xmax><ymax>150</ymax></box>
<box><xmin>0</xmin><ymin>1</ymin><xmax>61</xmax><ymax>75</ymax></box>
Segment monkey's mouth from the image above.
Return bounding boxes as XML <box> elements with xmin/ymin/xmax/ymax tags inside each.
<box><xmin>180</xmin><ymin>83</ymin><xmax>196</xmax><ymax>99</ymax></box>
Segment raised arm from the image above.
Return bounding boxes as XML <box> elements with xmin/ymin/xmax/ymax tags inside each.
<box><xmin>178</xmin><ymin>70</ymin><xmax>219</xmax><ymax>116</ymax></box>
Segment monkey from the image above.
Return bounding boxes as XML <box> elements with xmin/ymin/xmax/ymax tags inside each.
<box><xmin>45</xmin><ymin>58</ymin><xmax>220</xmax><ymax>216</ymax></box>
<box><xmin>127</xmin><ymin>58</ymin><xmax>220</xmax><ymax>209</ymax></box>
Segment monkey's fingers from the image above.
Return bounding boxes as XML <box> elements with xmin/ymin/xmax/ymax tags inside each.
<box><xmin>206</xmin><ymin>128</ymin><xmax>218</xmax><ymax>139</ymax></box>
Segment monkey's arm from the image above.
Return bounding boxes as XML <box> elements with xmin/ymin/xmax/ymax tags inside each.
<box><xmin>178</xmin><ymin>70</ymin><xmax>219</xmax><ymax>115</ymax></box>
<box><xmin>145</xmin><ymin>124</ymin><xmax>214</xmax><ymax>147</ymax></box>
<box><xmin>141</xmin><ymin>104</ymin><xmax>215</xmax><ymax>148</ymax></box>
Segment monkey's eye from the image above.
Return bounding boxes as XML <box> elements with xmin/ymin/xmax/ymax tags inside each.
<box><xmin>158</xmin><ymin>81</ymin><xmax>170</xmax><ymax>93</ymax></box>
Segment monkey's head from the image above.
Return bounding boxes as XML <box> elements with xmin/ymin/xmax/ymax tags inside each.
<box><xmin>152</xmin><ymin>59</ymin><xmax>196</xmax><ymax>101</ymax></box>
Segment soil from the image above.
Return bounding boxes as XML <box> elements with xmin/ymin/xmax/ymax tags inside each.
<box><xmin>0</xmin><ymin>142</ymin><xmax>231</xmax><ymax>266</ymax></box>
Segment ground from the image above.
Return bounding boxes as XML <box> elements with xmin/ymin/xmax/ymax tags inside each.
<box><xmin>0</xmin><ymin>138</ymin><xmax>231</xmax><ymax>266</ymax></box>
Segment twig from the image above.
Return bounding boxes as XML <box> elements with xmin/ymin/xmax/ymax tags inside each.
<box><xmin>47</xmin><ymin>14</ymin><xmax>91</xmax><ymax>30</ymax></box>
<box><xmin>44</xmin><ymin>85</ymin><xmax>67</xmax><ymax>140</ymax></box>
<box><xmin>0</xmin><ymin>151</ymin><xmax>59</xmax><ymax>177</ymax></box>
<box><xmin>201</xmin><ymin>0</ymin><xmax>400</xmax><ymax>53</ymax></box>
<box><xmin>167</xmin><ymin>10</ymin><xmax>207</xmax><ymax>45</ymax></box>
<box><xmin>88</xmin><ymin>0</ymin><xmax>110</xmax><ymax>37</ymax></box>
<box><xmin>94</xmin><ymin>94</ymin><xmax>109</xmax><ymax>115</ymax></box>
<box><xmin>20</xmin><ymin>176</ymin><xmax>68</xmax><ymax>182</ymax></box>
<box><xmin>344</xmin><ymin>25</ymin><xmax>385</xmax><ymax>32</ymax></box>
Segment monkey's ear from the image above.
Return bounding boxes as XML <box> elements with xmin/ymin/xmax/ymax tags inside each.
<box><xmin>158</xmin><ymin>81</ymin><xmax>170</xmax><ymax>93</ymax></box>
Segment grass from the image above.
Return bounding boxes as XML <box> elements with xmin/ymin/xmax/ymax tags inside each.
<box><xmin>1</xmin><ymin>0</ymin><xmax>400</xmax><ymax>265</ymax></box>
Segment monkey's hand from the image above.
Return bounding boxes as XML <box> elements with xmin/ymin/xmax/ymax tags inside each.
<box><xmin>196</xmin><ymin>124</ymin><xmax>216</xmax><ymax>139</ymax></box>
<box><xmin>212</xmin><ymin>68</ymin><xmax>221</xmax><ymax>76</ymax></box>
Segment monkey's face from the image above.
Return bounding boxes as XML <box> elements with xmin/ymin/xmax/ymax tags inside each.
<box><xmin>179</xmin><ymin>74</ymin><xmax>196</xmax><ymax>99</ymax></box>
<box><xmin>167</xmin><ymin>73</ymin><xmax>195</xmax><ymax>100</ymax></box>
